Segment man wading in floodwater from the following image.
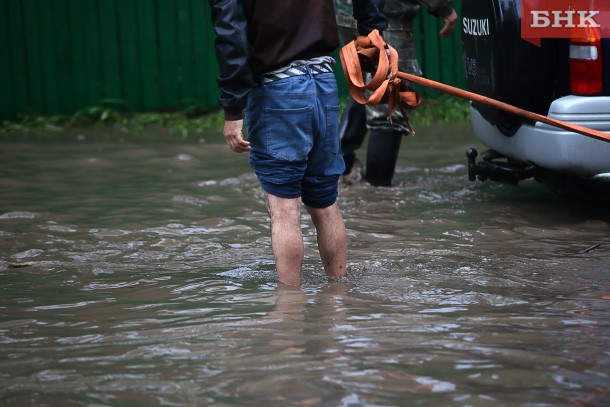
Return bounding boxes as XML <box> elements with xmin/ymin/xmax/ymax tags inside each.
<box><xmin>208</xmin><ymin>0</ymin><xmax>388</xmax><ymax>286</ymax></box>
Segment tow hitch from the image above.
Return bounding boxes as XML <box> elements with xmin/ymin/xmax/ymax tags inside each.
<box><xmin>466</xmin><ymin>148</ymin><xmax>536</xmax><ymax>184</ymax></box>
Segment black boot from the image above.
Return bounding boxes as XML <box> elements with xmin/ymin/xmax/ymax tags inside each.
<box><xmin>339</xmin><ymin>97</ymin><xmax>367</xmax><ymax>175</ymax></box>
<box><xmin>365</xmin><ymin>129</ymin><xmax>402</xmax><ymax>186</ymax></box>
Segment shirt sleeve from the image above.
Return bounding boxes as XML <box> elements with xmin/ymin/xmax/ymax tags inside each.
<box><xmin>352</xmin><ymin>0</ymin><xmax>389</xmax><ymax>35</ymax></box>
<box><xmin>418</xmin><ymin>0</ymin><xmax>455</xmax><ymax>19</ymax></box>
<box><xmin>208</xmin><ymin>0</ymin><xmax>255</xmax><ymax>120</ymax></box>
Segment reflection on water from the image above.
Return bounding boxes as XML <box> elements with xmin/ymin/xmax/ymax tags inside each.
<box><xmin>1</xmin><ymin>125</ymin><xmax>609</xmax><ymax>406</ymax></box>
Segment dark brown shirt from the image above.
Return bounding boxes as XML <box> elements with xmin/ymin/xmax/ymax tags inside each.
<box><xmin>209</xmin><ymin>0</ymin><xmax>388</xmax><ymax>119</ymax></box>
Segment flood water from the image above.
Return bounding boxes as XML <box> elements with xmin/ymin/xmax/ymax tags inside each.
<box><xmin>1</xmin><ymin>124</ymin><xmax>609</xmax><ymax>406</ymax></box>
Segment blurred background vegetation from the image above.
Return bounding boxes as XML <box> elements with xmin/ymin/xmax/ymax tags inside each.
<box><xmin>0</xmin><ymin>0</ymin><xmax>467</xmax><ymax>135</ymax></box>
<box><xmin>0</xmin><ymin>95</ymin><xmax>470</xmax><ymax>137</ymax></box>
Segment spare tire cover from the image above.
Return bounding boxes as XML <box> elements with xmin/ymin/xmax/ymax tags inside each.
<box><xmin>461</xmin><ymin>0</ymin><xmax>567</xmax><ymax>135</ymax></box>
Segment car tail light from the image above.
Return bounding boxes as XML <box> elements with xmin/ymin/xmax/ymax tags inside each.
<box><xmin>570</xmin><ymin>26</ymin><xmax>603</xmax><ymax>95</ymax></box>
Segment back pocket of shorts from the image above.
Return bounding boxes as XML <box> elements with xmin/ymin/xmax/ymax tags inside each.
<box><xmin>324</xmin><ymin>105</ymin><xmax>341</xmax><ymax>156</ymax></box>
<box><xmin>264</xmin><ymin>106</ymin><xmax>313</xmax><ymax>162</ymax></box>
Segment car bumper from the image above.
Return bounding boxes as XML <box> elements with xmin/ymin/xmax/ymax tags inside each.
<box><xmin>470</xmin><ymin>95</ymin><xmax>610</xmax><ymax>180</ymax></box>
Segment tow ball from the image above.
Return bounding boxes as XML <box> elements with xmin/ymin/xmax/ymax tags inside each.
<box><xmin>466</xmin><ymin>148</ymin><xmax>537</xmax><ymax>184</ymax></box>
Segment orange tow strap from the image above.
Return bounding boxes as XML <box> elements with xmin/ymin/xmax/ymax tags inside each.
<box><xmin>339</xmin><ymin>29</ymin><xmax>421</xmax><ymax>134</ymax></box>
<box><xmin>339</xmin><ymin>29</ymin><xmax>610</xmax><ymax>143</ymax></box>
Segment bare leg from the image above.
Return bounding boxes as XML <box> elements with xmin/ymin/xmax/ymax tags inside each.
<box><xmin>265</xmin><ymin>193</ymin><xmax>303</xmax><ymax>286</ymax></box>
<box><xmin>305</xmin><ymin>202</ymin><xmax>347</xmax><ymax>278</ymax></box>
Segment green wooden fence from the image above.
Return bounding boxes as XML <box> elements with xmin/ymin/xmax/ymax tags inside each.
<box><xmin>0</xmin><ymin>0</ymin><xmax>465</xmax><ymax>121</ymax></box>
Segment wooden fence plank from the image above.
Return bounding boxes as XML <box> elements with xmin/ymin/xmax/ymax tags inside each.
<box><xmin>39</xmin><ymin>0</ymin><xmax>60</xmax><ymax>114</ymax></box>
<box><xmin>5</xmin><ymin>1</ymin><xmax>29</xmax><ymax>118</ymax></box>
<box><xmin>71</xmin><ymin>0</ymin><xmax>103</xmax><ymax>110</ymax></box>
<box><xmin>201</xmin><ymin>3</ymin><xmax>219</xmax><ymax>105</ymax></box>
<box><xmin>98</xmin><ymin>0</ymin><xmax>123</xmax><ymax>104</ymax></box>
<box><xmin>176</xmin><ymin>0</ymin><xmax>196</xmax><ymax>109</ymax></box>
<box><xmin>117</xmin><ymin>0</ymin><xmax>142</xmax><ymax>111</ymax></box>
<box><xmin>22</xmin><ymin>0</ymin><xmax>45</xmax><ymax>114</ymax></box>
<box><xmin>192</xmin><ymin>1</ymin><xmax>219</xmax><ymax>107</ymax></box>
<box><xmin>53</xmin><ymin>0</ymin><xmax>75</xmax><ymax>115</ymax></box>
<box><xmin>137</xmin><ymin>0</ymin><xmax>161</xmax><ymax>111</ymax></box>
<box><xmin>191</xmin><ymin>0</ymin><xmax>207</xmax><ymax>106</ymax></box>
<box><xmin>157</xmin><ymin>0</ymin><xmax>180</xmax><ymax>109</ymax></box>
<box><xmin>0</xmin><ymin>0</ymin><xmax>15</xmax><ymax>119</ymax></box>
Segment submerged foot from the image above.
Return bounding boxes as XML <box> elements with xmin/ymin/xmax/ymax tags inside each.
<box><xmin>340</xmin><ymin>158</ymin><xmax>363</xmax><ymax>186</ymax></box>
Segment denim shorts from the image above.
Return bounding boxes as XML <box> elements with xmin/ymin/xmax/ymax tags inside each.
<box><xmin>245</xmin><ymin>69</ymin><xmax>345</xmax><ymax>208</ymax></box>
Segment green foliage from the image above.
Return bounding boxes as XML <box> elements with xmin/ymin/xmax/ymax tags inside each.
<box><xmin>408</xmin><ymin>95</ymin><xmax>471</xmax><ymax>127</ymax></box>
<box><xmin>0</xmin><ymin>99</ymin><xmax>226</xmax><ymax>137</ymax></box>
<box><xmin>0</xmin><ymin>114</ymin><xmax>70</xmax><ymax>133</ymax></box>
<box><xmin>1</xmin><ymin>96</ymin><xmax>468</xmax><ymax>137</ymax></box>
<box><xmin>338</xmin><ymin>94</ymin><xmax>470</xmax><ymax>128</ymax></box>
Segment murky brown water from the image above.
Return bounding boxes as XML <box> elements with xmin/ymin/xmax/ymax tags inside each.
<box><xmin>1</xmin><ymin>125</ymin><xmax>609</xmax><ymax>406</ymax></box>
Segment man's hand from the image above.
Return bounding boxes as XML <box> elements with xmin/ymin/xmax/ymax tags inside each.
<box><xmin>439</xmin><ymin>10</ymin><xmax>458</xmax><ymax>37</ymax></box>
<box><xmin>223</xmin><ymin>119</ymin><xmax>250</xmax><ymax>153</ymax></box>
